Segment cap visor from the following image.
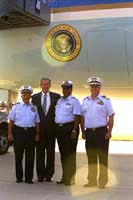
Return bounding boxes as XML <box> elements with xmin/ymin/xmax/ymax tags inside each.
<box><xmin>21</xmin><ymin>90</ymin><xmax>32</xmax><ymax>94</ymax></box>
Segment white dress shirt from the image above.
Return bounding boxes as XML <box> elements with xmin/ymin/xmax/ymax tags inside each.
<box><xmin>55</xmin><ymin>95</ymin><xmax>81</xmax><ymax>124</ymax></box>
<box><xmin>81</xmin><ymin>95</ymin><xmax>115</xmax><ymax>128</ymax></box>
<box><xmin>41</xmin><ymin>92</ymin><xmax>51</xmax><ymax>115</ymax></box>
<box><xmin>8</xmin><ymin>102</ymin><xmax>40</xmax><ymax>127</ymax></box>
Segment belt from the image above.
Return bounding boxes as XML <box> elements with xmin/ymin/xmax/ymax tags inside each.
<box><xmin>14</xmin><ymin>125</ymin><xmax>35</xmax><ymax>131</ymax></box>
<box><xmin>86</xmin><ymin>126</ymin><xmax>107</xmax><ymax>132</ymax></box>
<box><xmin>56</xmin><ymin>122</ymin><xmax>74</xmax><ymax>127</ymax></box>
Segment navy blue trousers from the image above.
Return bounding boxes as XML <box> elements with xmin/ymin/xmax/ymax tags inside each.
<box><xmin>56</xmin><ymin>123</ymin><xmax>79</xmax><ymax>184</ymax></box>
<box><xmin>13</xmin><ymin>126</ymin><xmax>35</xmax><ymax>181</ymax></box>
<box><xmin>85</xmin><ymin>126</ymin><xmax>109</xmax><ymax>185</ymax></box>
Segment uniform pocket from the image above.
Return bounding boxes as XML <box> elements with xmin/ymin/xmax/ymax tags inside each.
<box><xmin>64</xmin><ymin>105</ymin><xmax>73</xmax><ymax>113</ymax></box>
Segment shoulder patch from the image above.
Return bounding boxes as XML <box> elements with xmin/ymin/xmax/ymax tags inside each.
<box><xmin>31</xmin><ymin>105</ymin><xmax>37</xmax><ymax>112</ymax></box>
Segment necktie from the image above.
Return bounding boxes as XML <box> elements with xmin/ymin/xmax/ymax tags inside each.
<box><xmin>43</xmin><ymin>94</ymin><xmax>47</xmax><ymax>115</ymax></box>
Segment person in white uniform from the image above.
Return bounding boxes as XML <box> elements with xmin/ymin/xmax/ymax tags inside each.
<box><xmin>81</xmin><ymin>77</ymin><xmax>115</xmax><ymax>188</ymax></box>
<box><xmin>55</xmin><ymin>80</ymin><xmax>81</xmax><ymax>185</ymax></box>
<box><xmin>8</xmin><ymin>85</ymin><xmax>40</xmax><ymax>184</ymax></box>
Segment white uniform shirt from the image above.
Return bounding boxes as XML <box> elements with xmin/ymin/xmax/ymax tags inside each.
<box><xmin>81</xmin><ymin>95</ymin><xmax>115</xmax><ymax>128</ymax></box>
<box><xmin>8</xmin><ymin>102</ymin><xmax>40</xmax><ymax>127</ymax></box>
<box><xmin>55</xmin><ymin>95</ymin><xmax>81</xmax><ymax>124</ymax></box>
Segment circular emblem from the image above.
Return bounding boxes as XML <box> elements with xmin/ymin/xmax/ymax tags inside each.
<box><xmin>45</xmin><ymin>24</ymin><xmax>82</xmax><ymax>62</ymax></box>
<box><xmin>31</xmin><ymin>106</ymin><xmax>36</xmax><ymax>112</ymax></box>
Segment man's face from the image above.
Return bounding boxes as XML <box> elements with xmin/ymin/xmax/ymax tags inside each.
<box><xmin>90</xmin><ymin>85</ymin><xmax>101</xmax><ymax>96</ymax></box>
<box><xmin>21</xmin><ymin>93</ymin><xmax>31</xmax><ymax>103</ymax></box>
<box><xmin>40</xmin><ymin>80</ymin><xmax>51</xmax><ymax>93</ymax></box>
<box><xmin>62</xmin><ymin>87</ymin><xmax>72</xmax><ymax>97</ymax></box>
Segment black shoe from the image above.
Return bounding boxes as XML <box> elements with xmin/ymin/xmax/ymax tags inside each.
<box><xmin>37</xmin><ymin>178</ymin><xmax>44</xmax><ymax>182</ymax></box>
<box><xmin>64</xmin><ymin>183</ymin><xmax>75</xmax><ymax>186</ymax></box>
<box><xmin>98</xmin><ymin>184</ymin><xmax>106</xmax><ymax>189</ymax></box>
<box><xmin>45</xmin><ymin>178</ymin><xmax>53</xmax><ymax>182</ymax></box>
<box><xmin>16</xmin><ymin>179</ymin><xmax>23</xmax><ymax>183</ymax></box>
<box><xmin>25</xmin><ymin>180</ymin><xmax>34</xmax><ymax>184</ymax></box>
<box><xmin>84</xmin><ymin>182</ymin><xmax>97</xmax><ymax>187</ymax></box>
<box><xmin>64</xmin><ymin>180</ymin><xmax>75</xmax><ymax>186</ymax></box>
<box><xmin>64</xmin><ymin>182</ymin><xmax>75</xmax><ymax>186</ymax></box>
<box><xmin>56</xmin><ymin>179</ymin><xmax>64</xmax><ymax>184</ymax></box>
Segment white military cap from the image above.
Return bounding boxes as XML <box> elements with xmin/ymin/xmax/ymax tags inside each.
<box><xmin>61</xmin><ymin>80</ymin><xmax>73</xmax><ymax>88</ymax></box>
<box><xmin>87</xmin><ymin>77</ymin><xmax>103</xmax><ymax>86</ymax></box>
<box><xmin>20</xmin><ymin>85</ymin><xmax>33</xmax><ymax>94</ymax></box>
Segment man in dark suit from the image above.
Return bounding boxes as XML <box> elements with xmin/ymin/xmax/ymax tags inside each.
<box><xmin>32</xmin><ymin>78</ymin><xmax>60</xmax><ymax>182</ymax></box>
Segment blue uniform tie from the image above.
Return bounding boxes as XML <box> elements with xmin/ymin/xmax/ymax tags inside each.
<box><xmin>43</xmin><ymin>94</ymin><xmax>47</xmax><ymax>115</ymax></box>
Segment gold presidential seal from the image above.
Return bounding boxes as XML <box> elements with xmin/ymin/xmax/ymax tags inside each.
<box><xmin>45</xmin><ymin>24</ymin><xmax>82</xmax><ymax>62</ymax></box>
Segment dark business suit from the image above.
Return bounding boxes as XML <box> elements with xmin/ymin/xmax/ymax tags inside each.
<box><xmin>32</xmin><ymin>92</ymin><xmax>60</xmax><ymax>180</ymax></box>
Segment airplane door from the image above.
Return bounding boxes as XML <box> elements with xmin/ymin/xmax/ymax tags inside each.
<box><xmin>86</xmin><ymin>30</ymin><xmax>129</xmax><ymax>87</ymax></box>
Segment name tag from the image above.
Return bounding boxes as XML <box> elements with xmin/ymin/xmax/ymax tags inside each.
<box><xmin>65</xmin><ymin>103</ymin><xmax>72</xmax><ymax>106</ymax></box>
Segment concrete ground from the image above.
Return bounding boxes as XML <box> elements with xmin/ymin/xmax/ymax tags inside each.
<box><xmin>0</xmin><ymin>141</ymin><xmax>133</xmax><ymax>200</ymax></box>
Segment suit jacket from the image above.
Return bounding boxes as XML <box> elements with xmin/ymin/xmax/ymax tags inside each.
<box><xmin>32</xmin><ymin>92</ymin><xmax>60</xmax><ymax>131</ymax></box>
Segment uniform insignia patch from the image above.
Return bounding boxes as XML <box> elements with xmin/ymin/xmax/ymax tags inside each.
<box><xmin>83</xmin><ymin>109</ymin><xmax>88</xmax><ymax>113</ymax></box>
<box><xmin>31</xmin><ymin>107</ymin><xmax>36</xmax><ymax>112</ymax></box>
<box><xmin>97</xmin><ymin>100</ymin><xmax>104</xmax><ymax>105</ymax></box>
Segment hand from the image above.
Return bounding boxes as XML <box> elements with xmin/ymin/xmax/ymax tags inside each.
<box><xmin>35</xmin><ymin>134</ymin><xmax>40</xmax><ymax>142</ymax></box>
<box><xmin>82</xmin><ymin>132</ymin><xmax>86</xmax><ymax>140</ymax></box>
<box><xmin>71</xmin><ymin>130</ymin><xmax>77</xmax><ymax>139</ymax></box>
<box><xmin>8</xmin><ymin>134</ymin><xmax>14</xmax><ymax>143</ymax></box>
<box><xmin>105</xmin><ymin>131</ymin><xmax>112</xmax><ymax>140</ymax></box>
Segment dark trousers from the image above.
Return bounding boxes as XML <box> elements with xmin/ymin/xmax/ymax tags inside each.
<box><xmin>56</xmin><ymin>123</ymin><xmax>78</xmax><ymax>184</ymax></box>
<box><xmin>36</xmin><ymin>127</ymin><xmax>55</xmax><ymax>180</ymax></box>
<box><xmin>13</xmin><ymin>127</ymin><xmax>35</xmax><ymax>181</ymax></box>
<box><xmin>85</xmin><ymin>126</ymin><xmax>109</xmax><ymax>185</ymax></box>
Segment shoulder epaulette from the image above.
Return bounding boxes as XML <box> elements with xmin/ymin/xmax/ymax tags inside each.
<box><xmin>101</xmin><ymin>95</ymin><xmax>110</xmax><ymax>100</ymax></box>
<box><xmin>72</xmin><ymin>96</ymin><xmax>79</xmax><ymax>101</ymax></box>
<box><xmin>12</xmin><ymin>102</ymin><xmax>20</xmax><ymax>107</ymax></box>
<box><xmin>72</xmin><ymin>96</ymin><xmax>76</xmax><ymax>99</ymax></box>
<box><xmin>15</xmin><ymin>102</ymin><xmax>21</xmax><ymax>105</ymax></box>
<box><xmin>83</xmin><ymin>96</ymin><xmax>89</xmax><ymax>100</ymax></box>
